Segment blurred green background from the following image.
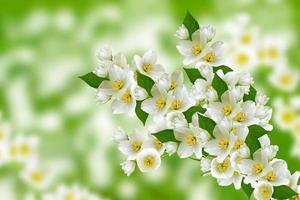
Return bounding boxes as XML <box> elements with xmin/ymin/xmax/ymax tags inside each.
<box><xmin>1</xmin><ymin>0</ymin><xmax>300</xmax><ymax>199</ymax></box>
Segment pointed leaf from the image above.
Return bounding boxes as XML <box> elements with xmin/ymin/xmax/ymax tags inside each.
<box><xmin>135</xmin><ymin>100</ymin><xmax>148</xmax><ymax>125</ymax></box>
<box><xmin>213</xmin><ymin>65</ymin><xmax>233</xmax><ymax>74</ymax></box>
<box><xmin>197</xmin><ymin>113</ymin><xmax>216</xmax><ymax>136</ymax></box>
<box><xmin>245</xmin><ymin>125</ymin><xmax>269</xmax><ymax>156</ymax></box>
<box><xmin>183</xmin><ymin>105</ymin><xmax>206</xmax><ymax>123</ymax></box>
<box><xmin>272</xmin><ymin>185</ymin><xmax>298</xmax><ymax>199</ymax></box>
<box><xmin>212</xmin><ymin>73</ymin><xmax>228</xmax><ymax>99</ymax></box>
<box><xmin>184</xmin><ymin>68</ymin><xmax>205</xmax><ymax>83</ymax></box>
<box><xmin>183</xmin><ymin>11</ymin><xmax>199</xmax><ymax>39</ymax></box>
<box><xmin>154</xmin><ymin>129</ymin><xmax>178</xmax><ymax>143</ymax></box>
<box><xmin>137</xmin><ymin>72</ymin><xmax>155</xmax><ymax>95</ymax></box>
<box><xmin>79</xmin><ymin>72</ymin><xmax>107</xmax><ymax>88</ymax></box>
<box><xmin>242</xmin><ymin>182</ymin><xmax>254</xmax><ymax>199</ymax></box>
<box><xmin>243</xmin><ymin>86</ymin><xmax>257</xmax><ymax>101</ymax></box>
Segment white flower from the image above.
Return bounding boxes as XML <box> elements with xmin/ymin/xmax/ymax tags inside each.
<box><xmin>174</xmin><ymin>125</ymin><xmax>210</xmax><ymax>158</ymax></box>
<box><xmin>111</xmin><ymin>86</ymin><xmax>137</xmax><ymax>116</ymax></box>
<box><xmin>200</xmin><ymin>25</ymin><xmax>216</xmax><ymax>42</ymax></box>
<box><xmin>133</xmin><ymin>86</ymin><xmax>148</xmax><ymax>101</ymax></box>
<box><xmin>175</xmin><ymin>24</ymin><xmax>189</xmax><ymax>40</ymax></box>
<box><xmin>143</xmin><ymin>135</ymin><xmax>165</xmax><ymax>156</ymax></box>
<box><xmin>0</xmin><ymin>142</ymin><xmax>9</xmax><ymax>165</ymax></box>
<box><xmin>164</xmin><ymin>142</ymin><xmax>178</xmax><ymax>156</ymax></box>
<box><xmin>98</xmin><ymin>66</ymin><xmax>134</xmax><ymax>98</ymax></box>
<box><xmin>258</xmin><ymin>135</ymin><xmax>278</xmax><ymax>161</ymax></box>
<box><xmin>255</xmin><ymin>92</ymin><xmax>269</xmax><ymax>106</ymax></box>
<box><xmin>289</xmin><ymin>172</ymin><xmax>300</xmax><ymax>196</ymax></box>
<box><xmin>211</xmin><ymin>157</ymin><xmax>234</xmax><ymax>179</ymax></box>
<box><xmin>118</xmin><ymin>131</ymin><xmax>144</xmax><ymax>160</ymax></box>
<box><xmin>204</xmin><ymin>124</ymin><xmax>236</xmax><ymax>162</ymax></box>
<box><xmin>232</xmin><ymin>101</ymin><xmax>258</xmax><ymax>126</ymax></box>
<box><xmin>96</xmin><ymin>47</ymin><xmax>112</xmax><ymax>61</ymax></box>
<box><xmin>95</xmin><ymin>89</ymin><xmax>111</xmax><ymax>103</ymax></box>
<box><xmin>217</xmin><ymin>171</ymin><xmax>243</xmax><ymax>190</ymax></box>
<box><xmin>121</xmin><ymin>160</ymin><xmax>135</xmax><ymax>176</ymax></box>
<box><xmin>46</xmin><ymin>185</ymin><xmax>101</xmax><ymax>200</ymax></box>
<box><xmin>269</xmin><ymin>65</ymin><xmax>299</xmax><ymax>91</ymax></box>
<box><xmin>200</xmin><ymin>157</ymin><xmax>212</xmax><ymax>173</ymax></box>
<box><xmin>141</xmin><ymin>85</ymin><xmax>171</xmax><ymax>117</ymax></box>
<box><xmin>113</xmin><ymin>128</ymin><xmax>127</xmax><ymax>142</ymax></box>
<box><xmin>20</xmin><ymin>162</ymin><xmax>51</xmax><ymax>189</ymax></box>
<box><xmin>176</xmin><ymin>29</ymin><xmax>210</xmax><ymax>65</ymax></box>
<box><xmin>253</xmin><ymin>181</ymin><xmax>274</xmax><ymax>200</ymax></box>
<box><xmin>255</xmin><ymin>105</ymin><xmax>273</xmax><ymax>131</ymax></box>
<box><xmin>136</xmin><ymin>148</ymin><xmax>161</xmax><ymax>173</ymax></box>
<box><xmin>113</xmin><ymin>52</ymin><xmax>129</xmax><ymax>69</ymax></box>
<box><xmin>166</xmin><ymin>111</ymin><xmax>188</xmax><ymax>129</ymax></box>
<box><xmin>201</xmin><ymin>41</ymin><xmax>224</xmax><ymax>65</ymax></box>
<box><xmin>274</xmin><ymin>98</ymin><xmax>296</xmax><ymax>131</ymax></box>
<box><xmin>157</xmin><ymin>71</ymin><xmax>184</xmax><ymax>92</ymax></box>
<box><xmin>134</xmin><ymin>50</ymin><xmax>164</xmax><ymax>80</ymax></box>
<box><xmin>95</xmin><ymin>60</ymin><xmax>112</xmax><ymax>78</ymax></box>
<box><xmin>168</xmin><ymin>86</ymin><xmax>195</xmax><ymax>113</ymax></box>
<box><xmin>261</xmin><ymin>159</ymin><xmax>290</xmax><ymax>186</ymax></box>
<box><xmin>239</xmin><ymin>149</ymin><xmax>272</xmax><ymax>186</ymax></box>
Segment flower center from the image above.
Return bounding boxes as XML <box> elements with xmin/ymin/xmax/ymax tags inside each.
<box><xmin>268</xmin><ymin>46</ymin><xmax>279</xmax><ymax>59</ymax></box>
<box><xmin>240</xmin><ymin>33</ymin><xmax>252</xmax><ymax>44</ymax></box>
<box><xmin>233</xmin><ymin>139</ymin><xmax>244</xmax><ymax>150</ymax></box>
<box><xmin>217</xmin><ymin>159</ymin><xmax>230</xmax><ymax>172</ymax></box>
<box><xmin>9</xmin><ymin>145</ymin><xmax>18</xmax><ymax>156</ymax></box>
<box><xmin>31</xmin><ymin>170</ymin><xmax>45</xmax><ymax>182</ymax></box>
<box><xmin>143</xmin><ymin>155</ymin><xmax>155</xmax><ymax>168</ymax></box>
<box><xmin>279</xmin><ymin>74</ymin><xmax>292</xmax><ymax>86</ymax></box>
<box><xmin>235</xmin><ymin>112</ymin><xmax>246</xmax><ymax>122</ymax></box>
<box><xmin>265</xmin><ymin>171</ymin><xmax>277</xmax><ymax>182</ymax></box>
<box><xmin>260</xmin><ymin>187</ymin><xmax>271</xmax><ymax>199</ymax></box>
<box><xmin>64</xmin><ymin>193</ymin><xmax>75</xmax><ymax>200</ymax></box>
<box><xmin>253</xmin><ymin>163</ymin><xmax>264</xmax><ymax>174</ymax></box>
<box><xmin>171</xmin><ymin>99</ymin><xmax>182</xmax><ymax>110</ymax></box>
<box><xmin>235</xmin><ymin>53</ymin><xmax>249</xmax><ymax>65</ymax></box>
<box><xmin>142</xmin><ymin>63</ymin><xmax>153</xmax><ymax>73</ymax></box>
<box><xmin>218</xmin><ymin>138</ymin><xmax>229</xmax><ymax>150</ymax></box>
<box><xmin>204</xmin><ymin>52</ymin><xmax>215</xmax><ymax>62</ymax></box>
<box><xmin>281</xmin><ymin>111</ymin><xmax>295</xmax><ymax>124</ymax></box>
<box><xmin>169</xmin><ymin>81</ymin><xmax>177</xmax><ymax>90</ymax></box>
<box><xmin>19</xmin><ymin>144</ymin><xmax>31</xmax><ymax>156</ymax></box>
<box><xmin>154</xmin><ymin>139</ymin><xmax>163</xmax><ymax>149</ymax></box>
<box><xmin>121</xmin><ymin>91</ymin><xmax>132</xmax><ymax>104</ymax></box>
<box><xmin>257</xmin><ymin>48</ymin><xmax>266</xmax><ymax>59</ymax></box>
<box><xmin>222</xmin><ymin>105</ymin><xmax>232</xmax><ymax>116</ymax></box>
<box><xmin>186</xmin><ymin>134</ymin><xmax>197</xmax><ymax>145</ymax></box>
<box><xmin>192</xmin><ymin>44</ymin><xmax>202</xmax><ymax>55</ymax></box>
<box><xmin>156</xmin><ymin>97</ymin><xmax>166</xmax><ymax>109</ymax></box>
<box><xmin>131</xmin><ymin>141</ymin><xmax>142</xmax><ymax>152</ymax></box>
<box><xmin>230</xmin><ymin>127</ymin><xmax>237</xmax><ymax>135</ymax></box>
<box><xmin>113</xmin><ymin>80</ymin><xmax>124</xmax><ymax>90</ymax></box>
<box><xmin>0</xmin><ymin>130</ymin><xmax>4</xmax><ymax>141</ymax></box>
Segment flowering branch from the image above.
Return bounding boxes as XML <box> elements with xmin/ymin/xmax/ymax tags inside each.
<box><xmin>80</xmin><ymin>11</ymin><xmax>299</xmax><ymax>200</ymax></box>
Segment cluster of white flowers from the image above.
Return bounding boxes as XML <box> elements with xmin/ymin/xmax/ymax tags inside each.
<box><xmin>88</xmin><ymin>16</ymin><xmax>299</xmax><ymax>199</ymax></box>
<box><xmin>0</xmin><ymin>116</ymin><xmax>51</xmax><ymax>190</ymax></box>
<box><xmin>43</xmin><ymin>184</ymin><xmax>103</xmax><ymax>200</ymax></box>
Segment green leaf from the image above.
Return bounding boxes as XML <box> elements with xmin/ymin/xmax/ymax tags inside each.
<box><xmin>197</xmin><ymin>113</ymin><xmax>216</xmax><ymax>136</ymax></box>
<box><xmin>183</xmin><ymin>105</ymin><xmax>206</xmax><ymax>123</ymax></box>
<box><xmin>241</xmin><ymin>182</ymin><xmax>254</xmax><ymax>199</ymax></box>
<box><xmin>183</xmin><ymin>10</ymin><xmax>199</xmax><ymax>39</ymax></box>
<box><xmin>212</xmin><ymin>73</ymin><xmax>228</xmax><ymax>99</ymax></box>
<box><xmin>135</xmin><ymin>101</ymin><xmax>148</xmax><ymax>125</ymax></box>
<box><xmin>137</xmin><ymin>71</ymin><xmax>155</xmax><ymax>95</ymax></box>
<box><xmin>184</xmin><ymin>68</ymin><xmax>205</xmax><ymax>83</ymax></box>
<box><xmin>213</xmin><ymin>65</ymin><xmax>233</xmax><ymax>74</ymax></box>
<box><xmin>243</xmin><ymin>86</ymin><xmax>257</xmax><ymax>101</ymax></box>
<box><xmin>245</xmin><ymin>125</ymin><xmax>269</xmax><ymax>156</ymax></box>
<box><xmin>272</xmin><ymin>185</ymin><xmax>298</xmax><ymax>199</ymax></box>
<box><xmin>79</xmin><ymin>72</ymin><xmax>107</xmax><ymax>88</ymax></box>
<box><xmin>154</xmin><ymin>129</ymin><xmax>178</xmax><ymax>143</ymax></box>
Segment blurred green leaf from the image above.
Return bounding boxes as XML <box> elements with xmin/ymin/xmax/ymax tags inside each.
<box><xmin>241</xmin><ymin>182</ymin><xmax>254</xmax><ymax>199</ymax></box>
<box><xmin>183</xmin><ymin>10</ymin><xmax>199</xmax><ymax>39</ymax></box>
<box><xmin>212</xmin><ymin>73</ymin><xmax>228</xmax><ymax>99</ymax></box>
<box><xmin>137</xmin><ymin>71</ymin><xmax>155</xmax><ymax>95</ymax></box>
<box><xmin>135</xmin><ymin>100</ymin><xmax>149</xmax><ymax>125</ymax></box>
<box><xmin>79</xmin><ymin>72</ymin><xmax>107</xmax><ymax>88</ymax></box>
<box><xmin>184</xmin><ymin>68</ymin><xmax>205</xmax><ymax>83</ymax></box>
<box><xmin>154</xmin><ymin>129</ymin><xmax>178</xmax><ymax>143</ymax></box>
<box><xmin>183</xmin><ymin>105</ymin><xmax>206</xmax><ymax>122</ymax></box>
<box><xmin>272</xmin><ymin>185</ymin><xmax>298</xmax><ymax>199</ymax></box>
<box><xmin>197</xmin><ymin>113</ymin><xmax>216</xmax><ymax>136</ymax></box>
<box><xmin>243</xmin><ymin>86</ymin><xmax>257</xmax><ymax>102</ymax></box>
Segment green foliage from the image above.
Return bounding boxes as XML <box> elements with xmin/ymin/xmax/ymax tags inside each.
<box><xmin>197</xmin><ymin>113</ymin><xmax>216</xmax><ymax>136</ymax></box>
<box><xmin>213</xmin><ymin>65</ymin><xmax>233</xmax><ymax>74</ymax></box>
<box><xmin>135</xmin><ymin>100</ymin><xmax>149</xmax><ymax>125</ymax></box>
<box><xmin>183</xmin><ymin>105</ymin><xmax>206</xmax><ymax>122</ymax></box>
<box><xmin>243</xmin><ymin>86</ymin><xmax>257</xmax><ymax>102</ymax></box>
<box><xmin>154</xmin><ymin>129</ymin><xmax>178</xmax><ymax>143</ymax></box>
<box><xmin>272</xmin><ymin>185</ymin><xmax>298</xmax><ymax>199</ymax></box>
<box><xmin>241</xmin><ymin>182</ymin><xmax>254</xmax><ymax>199</ymax></box>
<box><xmin>245</xmin><ymin>125</ymin><xmax>269</xmax><ymax>156</ymax></box>
<box><xmin>212</xmin><ymin>73</ymin><xmax>228</xmax><ymax>99</ymax></box>
<box><xmin>137</xmin><ymin>71</ymin><xmax>155</xmax><ymax>95</ymax></box>
<box><xmin>79</xmin><ymin>72</ymin><xmax>107</xmax><ymax>88</ymax></box>
<box><xmin>183</xmin><ymin>10</ymin><xmax>199</xmax><ymax>39</ymax></box>
<box><xmin>184</xmin><ymin>68</ymin><xmax>205</xmax><ymax>83</ymax></box>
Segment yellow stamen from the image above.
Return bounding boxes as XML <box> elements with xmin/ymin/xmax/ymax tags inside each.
<box><xmin>260</xmin><ymin>187</ymin><xmax>271</xmax><ymax>199</ymax></box>
<box><xmin>240</xmin><ymin>33</ymin><xmax>252</xmax><ymax>44</ymax></box>
<box><xmin>217</xmin><ymin>158</ymin><xmax>230</xmax><ymax>172</ymax></box>
<box><xmin>156</xmin><ymin>97</ymin><xmax>166</xmax><ymax>109</ymax></box>
<box><xmin>233</xmin><ymin>139</ymin><xmax>244</xmax><ymax>150</ymax></box>
<box><xmin>268</xmin><ymin>46</ymin><xmax>279</xmax><ymax>59</ymax></box>
<box><xmin>222</xmin><ymin>105</ymin><xmax>232</xmax><ymax>116</ymax></box>
<box><xmin>154</xmin><ymin>139</ymin><xmax>163</xmax><ymax>149</ymax></box>
<box><xmin>281</xmin><ymin>111</ymin><xmax>295</xmax><ymax>124</ymax></box>
<box><xmin>142</xmin><ymin>63</ymin><xmax>153</xmax><ymax>73</ymax></box>
<box><xmin>235</xmin><ymin>112</ymin><xmax>246</xmax><ymax>122</ymax></box>
<box><xmin>112</xmin><ymin>80</ymin><xmax>124</xmax><ymax>90</ymax></box>
<box><xmin>253</xmin><ymin>163</ymin><xmax>264</xmax><ymax>174</ymax></box>
<box><xmin>235</xmin><ymin>53</ymin><xmax>249</xmax><ymax>65</ymax></box>
<box><xmin>171</xmin><ymin>99</ymin><xmax>182</xmax><ymax>110</ymax></box>
<box><xmin>31</xmin><ymin>170</ymin><xmax>45</xmax><ymax>182</ymax></box>
<box><xmin>186</xmin><ymin>134</ymin><xmax>197</xmax><ymax>145</ymax></box>
<box><xmin>265</xmin><ymin>171</ymin><xmax>276</xmax><ymax>182</ymax></box>
<box><xmin>219</xmin><ymin>138</ymin><xmax>229</xmax><ymax>150</ymax></box>
<box><xmin>279</xmin><ymin>74</ymin><xmax>292</xmax><ymax>86</ymax></box>
<box><xmin>143</xmin><ymin>155</ymin><xmax>155</xmax><ymax>168</ymax></box>
<box><xmin>19</xmin><ymin>144</ymin><xmax>31</xmax><ymax>156</ymax></box>
<box><xmin>131</xmin><ymin>141</ymin><xmax>142</xmax><ymax>152</ymax></box>
<box><xmin>192</xmin><ymin>44</ymin><xmax>202</xmax><ymax>55</ymax></box>
<box><xmin>64</xmin><ymin>193</ymin><xmax>75</xmax><ymax>200</ymax></box>
<box><xmin>169</xmin><ymin>81</ymin><xmax>177</xmax><ymax>90</ymax></box>
<box><xmin>204</xmin><ymin>52</ymin><xmax>216</xmax><ymax>62</ymax></box>
<box><xmin>121</xmin><ymin>91</ymin><xmax>132</xmax><ymax>104</ymax></box>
